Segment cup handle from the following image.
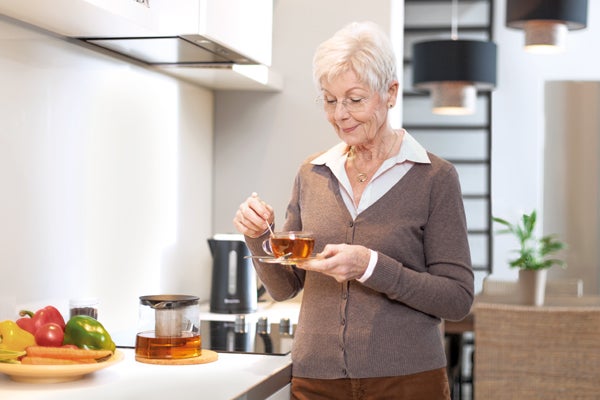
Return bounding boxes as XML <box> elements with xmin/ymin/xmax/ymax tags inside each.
<box><xmin>262</xmin><ymin>238</ymin><xmax>274</xmax><ymax>256</ymax></box>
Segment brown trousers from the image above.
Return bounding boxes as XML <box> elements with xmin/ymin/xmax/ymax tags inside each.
<box><xmin>291</xmin><ymin>367</ymin><xmax>450</xmax><ymax>400</ymax></box>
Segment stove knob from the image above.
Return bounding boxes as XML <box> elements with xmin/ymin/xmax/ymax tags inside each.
<box><xmin>279</xmin><ymin>318</ymin><xmax>293</xmax><ymax>335</ymax></box>
<box><xmin>235</xmin><ymin>315</ymin><xmax>246</xmax><ymax>333</ymax></box>
<box><xmin>257</xmin><ymin>316</ymin><xmax>270</xmax><ymax>334</ymax></box>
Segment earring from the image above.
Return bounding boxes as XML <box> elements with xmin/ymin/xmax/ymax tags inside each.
<box><xmin>388</xmin><ymin>104</ymin><xmax>393</xmax><ymax>108</ymax></box>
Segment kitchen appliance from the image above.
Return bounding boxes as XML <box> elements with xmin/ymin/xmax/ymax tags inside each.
<box><xmin>82</xmin><ymin>35</ymin><xmax>259</xmax><ymax>66</ymax></box>
<box><xmin>200</xmin><ymin>316</ymin><xmax>295</xmax><ymax>356</ymax></box>
<box><xmin>0</xmin><ymin>1</ymin><xmax>270</xmax><ymax>67</ymax></box>
<box><xmin>135</xmin><ymin>295</ymin><xmax>201</xmax><ymax>362</ymax></box>
<box><xmin>208</xmin><ymin>234</ymin><xmax>264</xmax><ymax>314</ymax></box>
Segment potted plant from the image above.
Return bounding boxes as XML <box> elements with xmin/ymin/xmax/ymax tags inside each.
<box><xmin>493</xmin><ymin>210</ymin><xmax>567</xmax><ymax>305</ymax></box>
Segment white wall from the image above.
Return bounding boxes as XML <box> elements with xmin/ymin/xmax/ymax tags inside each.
<box><xmin>491</xmin><ymin>0</ymin><xmax>600</xmax><ymax>289</ymax></box>
<box><xmin>0</xmin><ymin>16</ymin><xmax>215</xmax><ymax>331</ymax></box>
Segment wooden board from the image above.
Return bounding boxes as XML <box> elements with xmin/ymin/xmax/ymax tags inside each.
<box><xmin>135</xmin><ymin>350</ymin><xmax>218</xmax><ymax>365</ymax></box>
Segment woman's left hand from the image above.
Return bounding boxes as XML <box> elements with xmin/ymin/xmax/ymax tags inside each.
<box><xmin>296</xmin><ymin>243</ymin><xmax>371</xmax><ymax>282</ymax></box>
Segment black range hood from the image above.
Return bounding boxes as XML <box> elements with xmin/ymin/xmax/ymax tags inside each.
<box><xmin>81</xmin><ymin>34</ymin><xmax>259</xmax><ymax>66</ymax></box>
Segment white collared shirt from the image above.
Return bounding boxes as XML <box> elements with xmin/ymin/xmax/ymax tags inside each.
<box><xmin>310</xmin><ymin>131</ymin><xmax>431</xmax><ymax>281</ymax></box>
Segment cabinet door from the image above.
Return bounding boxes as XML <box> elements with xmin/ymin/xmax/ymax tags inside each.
<box><xmin>199</xmin><ymin>0</ymin><xmax>273</xmax><ymax>66</ymax></box>
<box><xmin>127</xmin><ymin>0</ymin><xmax>274</xmax><ymax>66</ymax></box>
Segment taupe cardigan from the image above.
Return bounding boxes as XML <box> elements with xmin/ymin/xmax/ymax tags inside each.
<box><xmin>245</xmin><ymin>152</ymin><xmax>474</xmax><ymax>379</ymax></box>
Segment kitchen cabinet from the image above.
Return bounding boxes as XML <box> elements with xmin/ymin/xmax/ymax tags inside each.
<box><xmin>0</xmin><ymin>0</ymin><xmax>157</xmax><ymax>37</ymax></box>
<box><xmin>0</xmin><ymin>0</ymin><xmax>281</xmax><ymax>91</ymax></box>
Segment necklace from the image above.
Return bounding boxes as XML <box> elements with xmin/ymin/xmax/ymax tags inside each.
<box><xmin>350</xmin><ymin>131</ymin><xmax>399</xmax><ymax>183</ymax></box>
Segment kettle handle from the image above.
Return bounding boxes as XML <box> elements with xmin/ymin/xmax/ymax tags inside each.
<box><xmin>207</xmin><ymin>238</ymin><xmax>216</xmax><ymax>254</ymax></box>
<box><xmin>257</xmin><ymin>285</ymin><xmax>266</xmax><ymax>299</ymax></box>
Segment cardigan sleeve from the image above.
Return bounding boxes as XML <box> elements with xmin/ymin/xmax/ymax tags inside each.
<box><xmin>362</xmin><ymin>162</ymin><xmax>474</xmax><ymax>321</ymax></box>
<box><xmin>244</xmin><ymin>172</ymin><xmax>306</xmax><ymax>302</ymax></box>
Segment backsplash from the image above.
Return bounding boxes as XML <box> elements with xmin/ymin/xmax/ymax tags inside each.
<box><xmin>0</xmin><ymin>16</ymin><xmax>215</xmax><ymax>331</ymax></box>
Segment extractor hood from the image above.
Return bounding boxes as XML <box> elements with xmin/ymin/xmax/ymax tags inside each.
<box><xmin>80</xmin><ymin>34</ymin><xmax>259</xmax><ymax>66</ymax></box>
<box><xmin>77</xmin><ymin>34</ymin><xmax>283</xmax><ymax>90</ymax></box>
<box><xmin>0</xmin><ymin>0</ymin><xmax>282</xmax><ymax>91</ymax></box>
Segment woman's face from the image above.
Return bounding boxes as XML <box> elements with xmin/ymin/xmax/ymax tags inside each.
<box><xmin>319</xmin><ymin>70</ymin><xmax>397</xmax><ymax>147</ymax></box>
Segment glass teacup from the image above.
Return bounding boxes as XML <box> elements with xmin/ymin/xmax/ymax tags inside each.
<box><xmin>262</xmin><ymin>231</ymin><xmax>315</xmax><ymax>259</ymax></box>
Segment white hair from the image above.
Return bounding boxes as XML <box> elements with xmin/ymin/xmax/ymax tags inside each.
<box><xmin>312</xmin><ymin>21</ymin><xmax>398</xmax><ymax>96</ymax></box>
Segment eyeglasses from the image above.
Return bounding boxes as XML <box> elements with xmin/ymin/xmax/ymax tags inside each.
<box><xmin>316</xmin><ymin>96</ymin><xmax>370</xmax><ymax>114</ymax></box>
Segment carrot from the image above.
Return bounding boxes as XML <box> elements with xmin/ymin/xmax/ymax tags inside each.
<box><xmin>25</xmin><ymin>346</ymin><xmax>112</xmax><ymax>361</ymax></box>
<box><xmin>21</xmin><ymin>356</ymin><xmax>97</xmax><ymax>365</ymax></box>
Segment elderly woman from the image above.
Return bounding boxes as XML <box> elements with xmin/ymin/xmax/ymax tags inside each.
<box><xmin>233</xmin><ymin>21</ymin><xmax>473</xmax><ymax>399</ymax></box>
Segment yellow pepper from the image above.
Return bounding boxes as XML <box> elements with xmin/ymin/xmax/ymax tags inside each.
<box><xmin>0</xmin><ymin>320</ymin><xmax>36</xmax><ymax>351</ymax></box>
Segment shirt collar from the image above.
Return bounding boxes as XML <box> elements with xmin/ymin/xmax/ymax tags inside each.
<box><xmin>396</xmin><ymin>130</ymin><xmax>430</xmax><ymax>164</ymax></box>
<box><xmin>310</xmin><ymin>130</ymin><xmax>431</xmax><ymax>167</ymax></box>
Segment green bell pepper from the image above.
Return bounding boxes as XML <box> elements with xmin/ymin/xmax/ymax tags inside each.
<box><xmin>62</xmin><ymin>315</ymin><xmax>116</xmax><ymax>352</ymax></box>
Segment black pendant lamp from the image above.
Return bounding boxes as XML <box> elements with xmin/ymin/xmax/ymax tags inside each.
<box><xmin>506</xmin><ymin>0</ymin><xmax>588</xmax><ymax>54</ymax></box>
<box><xmin>412</xmin><ymin>0</ymin><xmax>497</xmax><ymax>115</ymax></box>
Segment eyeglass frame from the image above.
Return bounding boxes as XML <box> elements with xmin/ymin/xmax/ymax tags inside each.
<box><xmin>315</xmin><ymin>95</ymin><xmax>371</xmax><ymax>114</ymax></box>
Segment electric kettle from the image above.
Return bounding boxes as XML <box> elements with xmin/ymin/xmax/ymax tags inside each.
<box><xmin>207</xmin><ymin>234</ymin><xmax>265</xmax><ymax>314</ymax></box>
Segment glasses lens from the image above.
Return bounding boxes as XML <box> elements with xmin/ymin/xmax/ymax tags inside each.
<box><xmin>317</xmin><ymin>97</ymin><xmax>368</xmax><ymax>113</ymax></box>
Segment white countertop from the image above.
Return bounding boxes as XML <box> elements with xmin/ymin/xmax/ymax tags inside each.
<box><xmin>0</xmin><ymin>349</ymin><xmax>292</xmax><ymax>400</ymax></box>
<box><xmin>0</xmin><ymin>300</ymin><xmax>301</xmax><ymax>400</ymax></box>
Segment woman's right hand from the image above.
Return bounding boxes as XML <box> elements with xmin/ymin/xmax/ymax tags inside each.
<box><xmin>233</xmin><ymin>192</ymin><xmax>275</xmax><ymax>238</ymax></box>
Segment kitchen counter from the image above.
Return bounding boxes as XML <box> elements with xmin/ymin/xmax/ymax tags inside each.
<box><xmin>1</xmin><ymin>300</ymin><xmax>302</xmax><ymax>400</ymax></box>
<box><xmin>0</xmin><ymin>349</ymin><xmax>292</xmax><ymax>400</ymax></box>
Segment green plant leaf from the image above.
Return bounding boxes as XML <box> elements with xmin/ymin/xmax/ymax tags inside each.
<box><xmin>492</xmin><ymin>210</ymin><xmax>567</xmax><ymax>270</ymax></box>
<box><xmin>492</xmin><ymin>217</ymin><xmax>511</xmax><ymax>226</ymax></box>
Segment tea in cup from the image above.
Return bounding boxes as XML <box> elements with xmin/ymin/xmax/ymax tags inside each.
<box><xmin>262</xmin><ymin>231</ymin><xmax>315</xmax><ymax>259</ymax></box>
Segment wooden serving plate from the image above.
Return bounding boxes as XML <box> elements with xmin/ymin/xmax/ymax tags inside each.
<box><xmin>135</xmin><ymin>349</ymin><xmax>218</xmax><ymax>365</ymax></box>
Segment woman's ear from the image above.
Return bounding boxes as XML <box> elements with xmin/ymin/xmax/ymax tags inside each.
<box><xmin>387</xmin><ymin>80</ymin><xmax>400</xmax><ymax>107</ymax></box>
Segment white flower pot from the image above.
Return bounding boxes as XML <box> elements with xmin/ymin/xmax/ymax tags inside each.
<box><xmin>518</xmin><ymin>269</ymin><xmax>548</xmax><ymax>306</ymax></box>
